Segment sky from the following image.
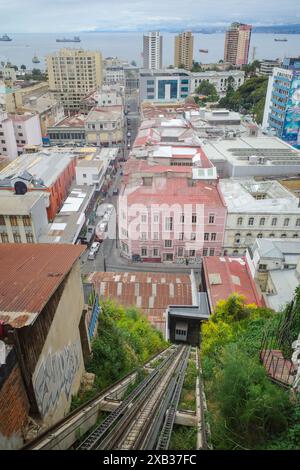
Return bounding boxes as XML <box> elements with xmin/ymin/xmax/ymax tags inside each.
<box><xmin>0</xmin><ymin>0</ymin><xmax>299</xmax><ymax>33</ymax></box>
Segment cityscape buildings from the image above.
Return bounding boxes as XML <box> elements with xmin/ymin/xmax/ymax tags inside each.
<box><xmin>139</xmin><ymin>69</ymin><xmax>190</xmax><ymax>101</ymax></box>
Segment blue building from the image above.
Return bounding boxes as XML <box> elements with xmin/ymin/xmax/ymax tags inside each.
<box><xmin>263</xmin><ymin>57</ymin><xmax>300</xmax><ymax>149</ymax></box>
<box><xmin>139</xmin><ymin>69</ymin><xmax>190</xmax><ymax>102</ymax></box>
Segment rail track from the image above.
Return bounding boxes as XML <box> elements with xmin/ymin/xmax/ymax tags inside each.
<box><xmin>77</xmin><ymin>345</ymin><xmax>190</xmax><ymax>450</ymax></box>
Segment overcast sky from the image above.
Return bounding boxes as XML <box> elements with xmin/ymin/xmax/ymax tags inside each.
<box><xmin>0</xmin><ymin>0</ymin><xmax>299</xmax><ymax>33</ymax></box>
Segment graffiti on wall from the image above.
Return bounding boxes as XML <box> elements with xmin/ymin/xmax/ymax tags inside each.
<box><xmin>33</xmin><ymin>340</ymin><xmax>82</xmax><ymax>417</ymax></box>
<box><xmin>282</xmin><ymin>74</ymin><xmax>300</xmax><ymax>149</ymax></box>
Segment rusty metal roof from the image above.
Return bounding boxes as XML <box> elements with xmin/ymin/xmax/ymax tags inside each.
<box><xmin>89</xmin><ymin>271</ymin><xmax>193</xmax><ymax>331</ymax></box>
<box><xmin>0</xmin><ymin>244</ymin><xmax>85</xmax><ymax>328</ymax></box>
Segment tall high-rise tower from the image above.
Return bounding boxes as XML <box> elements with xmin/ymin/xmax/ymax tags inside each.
<box><xmin>224</xmin><ymin>23</ymin><xmax>252</xmax><ymax>66</ymax></box>
<box><xmin>174</xmin><ymin>31</ymin><xmax>194</xmax><ymax>70</ymax></box>
<box><xmin>143</xmin><ymin>32</ymin><xmax>163</xmax><ymax>69</ymax></box>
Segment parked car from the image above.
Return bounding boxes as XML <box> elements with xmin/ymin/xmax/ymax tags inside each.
<box><xmin>90</xmin><ymin>242</ymin><xmax>100</xmax><ymax>253</ymax></box>
<box><xmin>88</xmin><ymin>250</ymin><xmax>96</xmax><ymax>260</ymax></box>
<box><xmin>132</xmin><ymin>254</ymin><xmax>142</xmax><ymax>262</ymax></box>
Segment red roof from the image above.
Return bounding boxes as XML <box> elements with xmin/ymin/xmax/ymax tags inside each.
<box><xmin>203</xmin><ymin>256</ymin><xmax>264</xmax><ymax>310</ymax></box>
<box><xmin>89</xmin><ymin>271</ymin><xmax>193</xmax><ymax>333</ymax></box>
<box><xmin>0</xmin><ymin>244</ymin><xmax>85</xmax><ymax>328</ymax></box>
<box><xmin>125</xmin><ymin>177</ymin><xmax>225</xmax><ymax>208</ymax></box>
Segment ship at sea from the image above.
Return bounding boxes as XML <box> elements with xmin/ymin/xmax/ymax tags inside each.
<box><xmin>274</xmin><ymin>38</ymin><xmax>288</xmax><ymax>42</ymax></box>
<box><xmin>0</xmin><ymin>34</ymin><xmax>12</xmax><ymax>42</ymax></box>
<box><xmin>199</xmin><ymin>49</ymin><xmax>209</xmax><ymax>53</ymax></box>
<box><xmin>56</xmin><ymin>36</ymin><xmax>81</xmax><ymax>43</ymax></box>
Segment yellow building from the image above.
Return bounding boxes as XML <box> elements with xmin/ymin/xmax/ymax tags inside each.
<box><xmin>46</xmin><ymin>48</ymin><xmax>103</xmax><ymax>112</ymax></box>
<box><xmin>174</xmin><ymin>32</ymin><xmax>194</xmax><ymax>70</ymax></box>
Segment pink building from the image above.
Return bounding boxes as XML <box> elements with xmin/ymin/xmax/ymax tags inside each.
<box><xmin>119</xmin><ymin>170</ymin><xmax>226</xmax><ymax>263</ymax></box>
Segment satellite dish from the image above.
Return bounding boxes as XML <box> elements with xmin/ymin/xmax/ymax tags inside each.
<box><xmin>14</xmin><ymin>181</ymin><xmax>28</xmax><ymax>195</ymax></box>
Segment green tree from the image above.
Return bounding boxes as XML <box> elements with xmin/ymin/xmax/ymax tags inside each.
<box><xmin>20</xmin><ymin>64</ymin><xmax>26</xmax><ymax>70</ymax></box>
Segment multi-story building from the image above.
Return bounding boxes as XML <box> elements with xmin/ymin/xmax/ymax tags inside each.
<box><xmin>259</xmin><ymin>59</ymin><xmax>281</xmax><ymax>76</ymax></box>
<box><xmin>224</xmin><ymin>22</ymin><xmax>252</xmax><ymax>66</ymax></box>
<box><xmin>246</xmin><ymin>237</ymin><xmax>300</xmax><ymax>311</ymax></box>
<box><xmin>0</xmin><ymin>244</ymin><xmax>87</xmax><ymax>448</ymax></box>
<box><xmin>18</xmin><ymin>93</ymin><xmax>65</xmax><ymax>144</ymax></box>
<box><xmin>0</xmin><ymin>111</ymin><xmax>18</xmax><ymax>159</ymax></box>
<box><xmin>104</xmin><ymin>66</ymin><xmax>125</xmax><ymax>86</ymax></box>
<box><xmin>143</xmin><ymin>32</ymin><xmax>163</xmax><ymax>70</ymax></box>
<box><xmin>0</xmin><ymin>150</ymin><xmax>76</xmax><ymax>221</ymax></box>
<box><xmin>48</xmin><ymin>114</ymin><xmax>86</xmax><ymax>146</ymax></box>
<box><xmin>219</xmin><ymin>178</ymin><xmax>300</xmax><ymax>256</ymax></box>
<box><xmin>190</xmin><ymin>70</ymin><xmax>244</xmax><ymax>95</ymax></box>
<box><xmin>0</xmin><ymin>192</ymin><xmax>48</xmax><ymax>244</ymax></box>
<box><xmin>81</xmin><ymin>85</ymin><xmax>124</xmax><ymax>114</ymax></box>
<box><xmin>139</xmin><ymin>69</ymin><xmax>190</xmax><ymax>101</ymax></box>
<box><xmin>174</xmin><ymin>32</ymin><xmax>194</xmax><ymax>70</ymax></box>
<box><xmin>10</xmin><ymin>112</ymin><xmax>42</xmax><ymax>155</ymax></box>
<box><xmin>46</xmin><ymin>48</ymin><xmax>103</xmax><ymax>112</ymax></box>
<box><xmin>85</xmin><ymin>105</ymin><xmax>124</xmax><ymax>147</ymax></box>
<box><xmin>262</xmin><ymin>59</ymin><xmax>300</xmax><ymax>149</ymax></box>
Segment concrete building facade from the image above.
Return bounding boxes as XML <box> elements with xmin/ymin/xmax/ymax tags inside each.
<box><xmin>190</xmin><ymin>70</ymin><xmax>245</xmax><ymax>95</ymax></box>
<box><xmin>224</xmin><ymin>22</ymin><xmax>252</xmax><ymax>66</ymax></box>
<box><xmin>220</xmin><ymin>179</ymin><xmax>300</xmax><ymax>256</ymax></box>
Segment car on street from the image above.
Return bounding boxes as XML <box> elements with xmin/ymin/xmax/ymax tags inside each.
<box><xmin>90</xmin><ymin>242</ymin><xmax>100</xmax><ymax>253</ymax></box>
<box><xmin>88</xmin><ymin>250</ymin><xmax>96</xmax><ymax>260</ymax></box>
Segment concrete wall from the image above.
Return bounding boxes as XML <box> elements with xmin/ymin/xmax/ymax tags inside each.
<box><xmin>31</xmin><ymin>260</ymin><xmax>85</xmax><ymax>427</ymax></box>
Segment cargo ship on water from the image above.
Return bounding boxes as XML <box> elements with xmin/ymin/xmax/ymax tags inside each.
<box><xmin>274</xmin><ymin>38</ymin><xmax>288</xmax><ymax>42</ymax></box>
<box><xmin>0</xmin><ymin>34</ymin><xmax>12</xmax><ymax>42</ymax></box>
<box><xmin>56</xmin><ymin>36</ymin><xmax>81</xmax><ymax>43</ymax></box>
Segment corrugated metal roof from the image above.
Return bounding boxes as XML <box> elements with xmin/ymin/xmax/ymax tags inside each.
<box><xmin>0</xmin><ymin>244</ymin><xmax>85</xmax><ymax>328</ymax></box>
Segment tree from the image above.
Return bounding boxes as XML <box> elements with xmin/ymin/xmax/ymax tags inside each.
<box><xmin>20</xmin><ymin>64</ymin><xmax>26</xmax><ymax>70</ymax></box>
<box><xmin>131</xmin><ymin>60</ymin><xmax>137</xmax><ymax>67</ymax></box>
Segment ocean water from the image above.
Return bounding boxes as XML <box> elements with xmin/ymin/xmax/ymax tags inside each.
<box><xmin>0</xmin><ymin>32</ymin><xmax>299</xmax><ymax>70</ymax></box>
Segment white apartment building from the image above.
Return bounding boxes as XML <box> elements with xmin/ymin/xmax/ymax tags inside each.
<box><xmin>10</xmin><ymin>112</ymin><xmax>42</xmax><ymax>155</ymax></box>
<box><xmin>75</xmin><ymin>159</ymin><xmax>105</xmax><ymax>188</ymax></box>
<box><xmin>143</xmin><ymin>32</ymin><xmax>163</xmax><ymax>70</ymax></box>
<box><xmin>190</xmin><ymin>70</ymin><xmax>245</xmax><ymax>95</ymax></box>
<box><xmin>220</xmin><ymin>178</ymin><xmax>300</xmax><ymax>256</ymax></box>
<box><xmin>104</xmin><ymin>67</ymin><xmax>126</xmax><ymax>86</ymax></box>
<box><xmin>0</xmin><ymin>111</ymin><xmax>18</xmax><ymax>160</ymax></box>
<box><xmin>46</xmin><ymin>48</ymin><xmax>103</xmax><ymax>111</ymax></box>
<box><xmin>85</xmin><ymin>105</ymin><xmax>124</xmax><ymax>147</ymax></box>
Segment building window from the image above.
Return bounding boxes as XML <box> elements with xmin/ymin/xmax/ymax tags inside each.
<box><xmin>192</xmin><ymin>214</ymin><xmax>197</xmax><ymax>224</ymax></box>
<box><xmin>237</xmin><ymin>217</ymin><xmax>243</xmax><ymax>226</ymax></box>
<box><xmin>189</xmin><ymin>249</ymin><xmax>195</xmax><ymax>257</ymax></box>
<box><xmin>178</xmin><ymin>232</ymin><xmax>184</xmax><ymax>241</ymax></box>
<box><xmin>234</xmin><ymin>233</ymin><xmax>240</xmax><ymax>243</ymax></box>
<box><xmin>204</xmin><ymin>233</ymin><xmax>209</xmax><ymax>241</ymax></box>
<box><xmin>153</xmin><ymin>232</ymin><xmax>159</xmax><ymax>240</ymax></box>
<box><xmin>13</xmin><ymin>233</ymin><xmax>21</xmax><ymax>243</ymax></box>
<box><xmin>259</xmin><ymin>217</ymin><xmax>265</xmax><ymax>226</ymax></box>
<box><xmin>191</xmin><ymin>232</ymin><xmax>196</xmax><ymax>241</ymax></box>
<box><xmin>257</xmin><ymin>233</ymin><xmax>263</xmax><ymax>238</ymax></box>
<box><xmin>281</xmin><ymin>234</ymin><xmax>287</xmax><ymax>238</ymax></box>
<box><xmin>293</xmin><ymin>234</ymin><xmax>299</xmax><ymax>238</ymax></box>
<box><xmin>141</xmin><ymin>247</ymin><xmax>147</xmax><ymax>257</ymax></box>
<box><xmin>211</xmin><ymin>233</ymin><xmax>216</xmax><ymax>241</ymax></box>
<box><xmin>271</xmin><ymin>217</ymin><xmax>277</xmax><ymax>226</ymax></box>
<box><xmin>259</xmin><ymin>264</ymin><xmax>267</xmax><ymax>271</ymax></box>
<box><xmin>209</xmin><ymin>248</ymin><xmax>215</xmax><ymax>256</ymax></box>
<box><xmin>0</xmin><ymin>215</ymin><xmax>5</xmax><ymax>226</ymax></box>
<box><xmin>296</xmin><ymin>218</ymin><xmax>300</xmax><ymax>226</ymax></box>
<box><xmin>164</xmin><ymin>239</ymin><xmax>172</xmax><ymax>248</ymax></box>
<box><xmin>203</xmin><ymin>248</ymin><xmax>208</xmax><ymax>256</ymax></box>
<box><xmin>180</xmin><ymin>213</ymin><xmax>184</xmax><ymax>223</ymax></box>
<box><xmin>269</xmin><ymin>233</ymin><xmax>275</xmax><ymax>237</ymax></box>
<box><xmin>1</xmin><ymin>232</ymin><xmax>8</xmax><ymax>243</ymax></box>
<box><xmin>26</xmin><ymin>233</ymin><xmax>34</xmax><ymax>243</ymax></box>
<box><xmin>153</xmin><ymin>248</ymin><xmax>159</xmax><ymax>257</ymax></box>
<box><xmin>141</xmin><ymin>232</ymin><xmax>147</xmax><ymax>240</ymax></box>
<box><xmin>284</xmin><ymin>218</ymin><xmax>290</xmax><ymax>227</ymax></box>
<box><xmin>10</xmin><ymin>216</ymin><xmax>18</xmax><ymax>227</ymax></box>
<box><xmin>209</xmin><ymin>214</ymin><xmax>215</xmax><ymax>224</ymax></box>
<box><xmin>165</xmin><ymin>217</ymin><xmax>173</xmax><ymax>230</ymax></box>
<box><xmin>22</xmin><ymin>215</ymin><xmax>31</xmax><ymax>226</ymax></box>
<box><xmin>248</xmin><ymin>217</ymin><xmax>254</xmax><ymax>226</ymax></box>
<box><xmin>141</xmin><ymin>214</ymin><xmax>147</xmax><ymax>223</ymax></box>
<box><xmin>153</xmin><ymin>213</ymin><xmax>159</xmax><ymax>223</ymax></box>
